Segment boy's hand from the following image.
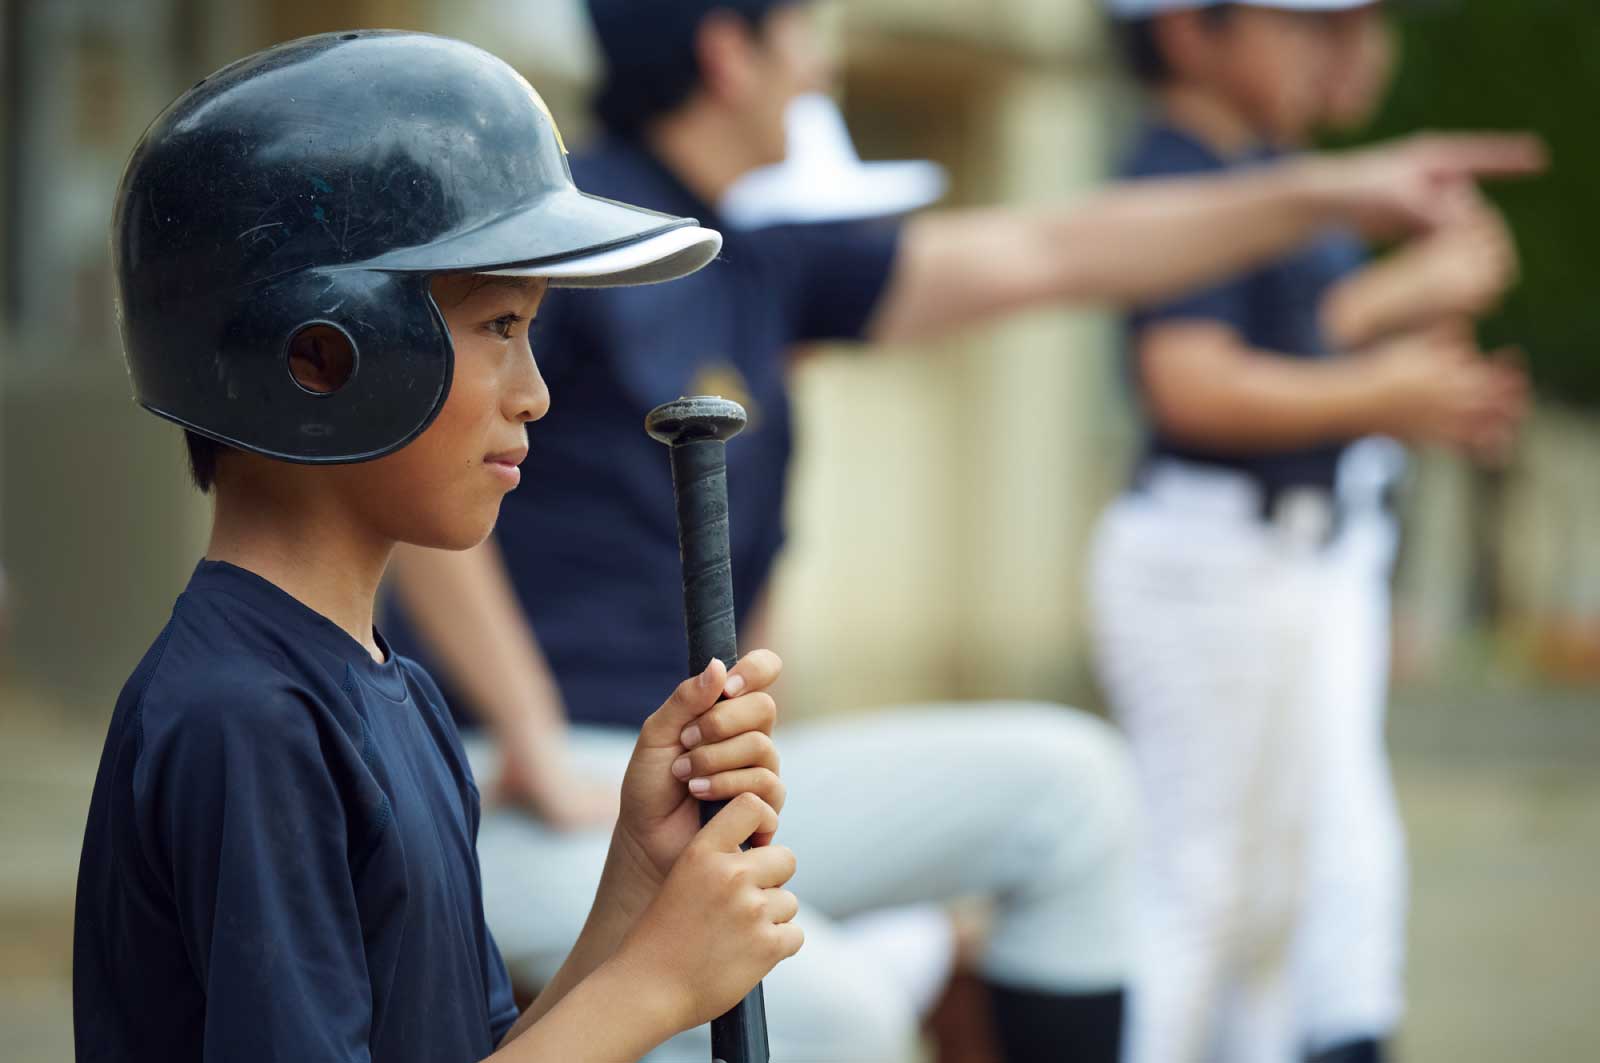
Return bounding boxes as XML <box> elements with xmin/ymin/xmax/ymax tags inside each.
<box><xmin>613</xmin><ymin>651</ymin><xmax>785</xmax><ymax>894</ymax></box>
<box><xmin>1366</xmin><ymin>325</ymin><xmax>1530</xmax><ymax>455</ymax></box>
<box><xmin>1313</xmin><ymin>132</ymin><xmax>1547</xmax><ymax>238</ymax></box>
<box><xmin>1395</xmin><ymin>202</ymin><xmax>1520</xmax><ymax>323</ymax></box>
<box><xmin>493</xmin><ymin>719</ymin><xmax>619</xmax><ymax>831</ymax></box>
<box><xmin>611</xmin><ymin>793</ymin><xmax>802</xmax><ymax>1031</ymax></box>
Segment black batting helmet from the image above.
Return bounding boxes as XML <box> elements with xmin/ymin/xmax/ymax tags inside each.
<box><xmin>114</xmin><ymin>30</ymin><xmax>721</xmax><ymax>464</ymax></box>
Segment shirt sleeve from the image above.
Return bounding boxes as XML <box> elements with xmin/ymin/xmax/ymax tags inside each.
<box><xmin>135</xmin><ymin>685</ymin><xmax>377</xmax><ymax>1063</ymax></box>
<box><xmin>770</xmin><ymin>219</ymin><xmax>904</xmax><ymax>343</ymax></box>
<box><xmin>1128</xmin><ymin>275</ymin><xmax>1254</xmax><ymax>337</ymax></box>
<box><xmin>1118</xmin><ymin>127</ymin><xmax>1256</xmax><ymax>339</ymax></box>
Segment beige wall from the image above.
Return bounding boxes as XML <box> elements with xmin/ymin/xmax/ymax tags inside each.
<box><xmin>0</xmin><ymin>0</ymin><xmax>422</xmax><ymax>711</ymax></box>
<box><xmin>6</xmin><ymin>0</ymin><xmax>1594</xmax><ymax>714</ymax></box>
<box><xmin>769</xmin><ymin>7</ymin><xmax>1131</xmax><ymax>718</ymax></box>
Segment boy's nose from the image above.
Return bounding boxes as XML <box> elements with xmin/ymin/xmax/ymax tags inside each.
<box><xmin>513</xmin><ymin>348</ymin><xmax>551</xmax><ymax>423</ymax></box>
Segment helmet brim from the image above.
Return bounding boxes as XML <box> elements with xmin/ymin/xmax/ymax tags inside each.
<box><xmin>351</xmin><ymin>187</ymin><xmax>722</xmax><ymax>287</ymax></box>
<box><xmin>488</xmin><ymin>224</ymin><xmax>723</xmax><ymax>288</ymax></box>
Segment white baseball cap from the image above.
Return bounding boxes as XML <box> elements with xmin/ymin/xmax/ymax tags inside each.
<box><xmin>720</xmin><ymin>94</ymin><xmax>949</xmax><ymax>230</ymax></box>
<box><xmin>1107</xmin><ymin>0</ymin><xmax>1378</xmax><ymax>16</ymax></box>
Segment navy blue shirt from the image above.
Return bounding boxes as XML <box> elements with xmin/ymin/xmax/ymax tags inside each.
<box><xmin>385</xmin><ymin>139</ymin><xmax>901</xmax><ymax>730</ymax></box>
<box><xmin>75</xmin><ymin>561</ymin><xmax>518</xmax><ymax>1063</ymax></box>
<box><xmin>1121</xmin><ymin>120</ymin><xmax>1367</xmax><ymax>495</ymax></box>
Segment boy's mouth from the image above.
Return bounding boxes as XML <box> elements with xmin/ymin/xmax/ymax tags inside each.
<box><xmin>484</xmin><ymin>445</ymin><xmax>528</xmax><ymax>488</ymax></box>
<box><xmin>485</xmin><ymin>445</ymin><xmax>529</xmax><ymax>467</ymax></box>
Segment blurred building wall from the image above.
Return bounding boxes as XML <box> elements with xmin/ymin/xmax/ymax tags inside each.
<box><xmin>2</xmin><ymin>0</ymin><xmax>1594</xmax><ymax>718</ymax></box>
<box><xmin>771</xmin><ymin>6</ymin><xmax>1130</xmax><ymax>717</ymax></box>
<box><xmin>0</xmin><ymin>0</ymin><xmax>426</xmax><ymax>709</ymax></box>
<box><xmin>3</xmin><ymin>0</ymin><xmax>223</xmax><ymax>707</ymax></box>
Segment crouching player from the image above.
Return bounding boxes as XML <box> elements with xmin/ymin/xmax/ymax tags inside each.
<box><xmin>72</xmin><ymin>31</ymin><xmax>799</xmax><ymax>1063</ymax></box>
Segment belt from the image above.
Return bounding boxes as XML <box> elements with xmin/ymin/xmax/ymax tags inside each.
<box><xmin>1131</xmin><ymin>458</ymin><xmax>1345</xmax><ymax>549</ymax></box>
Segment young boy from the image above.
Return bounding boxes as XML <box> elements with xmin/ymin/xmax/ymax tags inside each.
<box><xmin>1091</xmin><ymin>2</ymin><xmax>1535</xmax><ymax>1062</ymax></box>
<box><xmin>72</xmin><ymin>31</ymin><xmax>801</xmax><ymax>1063</ymax></box>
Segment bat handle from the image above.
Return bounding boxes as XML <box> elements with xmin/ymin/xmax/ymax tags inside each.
<box><xmin>653</xmin><ymin>406</ymin><xmax>770</xmax><ymax>1063</ymax></box>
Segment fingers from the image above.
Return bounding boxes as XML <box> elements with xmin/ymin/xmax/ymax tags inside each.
<box><xmin>640</xmin><ymin>651</ymin><xmax>781</xmax><ymax>748</ymax></box>
<box><xmin>673</xmin><ymin>729</ymin><xmax>779</xmax><ymax>779</ymax></box>
<box><xmin>1413</xmin><ymin>132</ymin><xmax>1549</xmax><ymax>180</ymax></box>
<box><xmin>764</xmin><ymin>886</ymin><xmax>800</xmax><ymax>925</ymax></box>
<box><xmin>680</xmin><ymin>691</ymin><xmax>778</xmax><ymax>750</ymax></box>
<box><xmin>743</xmin><ymin>844</ymin><xmax>798</xmax><ymax>890</ymax></box>
<box><xmin>697</xmin><ymin>792</ymin><xmax>779</xmax><ymax>852</ymax></box>
<box><xmin>687</xmin><ymin>766</ymin><xmax>787</xmax><ymax>815</ymax></box>
<box><xmin>721</xmin><ymin>649</ymin><xmax>781</xmax><ymax>699</ymax></box>
<box><xmin>639</xmin><ymin>658</ymin><xmax>729</xmax><ymax>745</ymax></box>
<box><xmin>772</xmin><ymin>922</ymin><xmax>805</xmax><ymax>962</ymax></box>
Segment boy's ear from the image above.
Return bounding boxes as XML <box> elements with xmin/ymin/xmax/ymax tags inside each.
<box><xmin>287</xmin><ymin>323</ymin><xmax>358</xmax><ymax>396</ymax></box>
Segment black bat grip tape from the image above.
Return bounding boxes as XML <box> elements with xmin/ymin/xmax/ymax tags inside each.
<box><xmin>666</xmin><ymin>437</ymin><xmax>770</xmax><ymax>1063</ymax></box>
<box><xmin>670</xmin><ymin>438</ymin><xmax>742</xmax><ymax>826</ymax></box>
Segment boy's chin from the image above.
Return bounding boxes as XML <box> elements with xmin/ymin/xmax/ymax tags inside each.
<box><xmin>399</xmin><ymin>510</ymin><xmax>501</xmax><ymax>553</ymax></box>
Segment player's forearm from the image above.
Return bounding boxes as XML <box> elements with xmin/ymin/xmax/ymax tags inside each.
<box><xmin>387</xmin><ymin>540</ymin><xmax>568</xmax><ymax>739</ymax></box>
<box><xmin>499</xmin><ymin>832</ymin><xmax>657</xmax><ymax>1041</ymax></box>
<box><xmin>488</xmin><ymin>954</ymin><xmax>677</xmax><ymax>1063</ymax></box>
<box><xmin>870</xmin><ymin>162</ymin><xmax>1347</xmax><ymax>344</ymax></box>
<box><xmin>1046</xmin><ymin>160</ymin><xmax>1353</xmax><ymax>305</ymax></box>
<box><xmin>1143</xmin><ymin>332</ymin><xmax>1397</xmax><ymax>450</ymax></box>
<box><xmin>1321</xmin><ymin>251</ymin><xmax>1441</xmax><ymax>350</ymax></box>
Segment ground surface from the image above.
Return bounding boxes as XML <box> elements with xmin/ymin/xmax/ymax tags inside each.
<box><xmin>4</xmin><ymin>680</ymin><xmax>1595</xmax><ymax>1061</ymax></box>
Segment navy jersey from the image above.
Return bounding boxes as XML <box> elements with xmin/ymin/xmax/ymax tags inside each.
<box><xmin>385</xmin><ymin>138</ymin><xmax>901</xmax><ymax>730</ymax></box>
<box><xmin>1120</xmin><ymin>120</ymin><xmax>1368</xmax><ymax>494</ymax></box>
<box><xmin>74</xmin><ymin>560</ymin><xmax>518</xmax><ymax>1063</ymax></box>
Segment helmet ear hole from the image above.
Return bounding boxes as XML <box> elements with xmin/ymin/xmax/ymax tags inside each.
<box><xmin>287</xmin><ymin>322</ymin><xmax>358</xmax><ymax>395</ymax></box>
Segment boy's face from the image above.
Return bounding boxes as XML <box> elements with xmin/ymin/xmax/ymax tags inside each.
<box><xmin>728</xmin><ymin>3</ymin><xmax>832</xmax><ymax>166</ymax></box>
<box><xmin>1322</xmin><ymin>6</ymin><xmax>1395</xmax><ymax>132</ymax></box>
<box><xmin>1203</xmin><ymin>7</ymin><xmax>1341</xmax><ymax>144</ymax></box>
<box><xmin>351</xmin><ymin>275</ymin><xmax>550</xmax><ymax>551</ymax></box>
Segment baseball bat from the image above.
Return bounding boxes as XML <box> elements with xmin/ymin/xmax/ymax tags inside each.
<box><xmin>645</xmin><ymin>395</ymin><xmax>770</xmax><ymax>1063</ymax></box>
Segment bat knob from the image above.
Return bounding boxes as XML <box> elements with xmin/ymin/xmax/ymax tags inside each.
<box><xmin>646</xmin><ymin>396</ymin><xmax>748</xmax><ymax>447</ymax></box>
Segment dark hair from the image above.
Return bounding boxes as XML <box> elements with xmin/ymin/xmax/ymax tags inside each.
<box><xmin>590</xmin><ymin>0</ymin><xmax>793</xmax><ymax>139</ymax></box>
<box><xmin>1116</xmin><ymin>5</ymin><xmax>1236</xmax><ymax>86</ymax></box>
<box><xmin>184</xmin><ymin>430</ymin><xmax>225</xmax><ymax>493</ymax></box>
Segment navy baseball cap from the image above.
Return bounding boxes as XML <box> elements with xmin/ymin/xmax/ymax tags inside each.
<box><xmin>588</xmin><ymin>0</ymin><xmax>806</xmax><ymax>135</ymax></box>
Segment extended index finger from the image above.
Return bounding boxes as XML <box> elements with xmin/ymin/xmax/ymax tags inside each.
<box><xmin>1416</xmin><ymin>132</ymin><xmax>1549</xmax><ymax>180</ymax></box>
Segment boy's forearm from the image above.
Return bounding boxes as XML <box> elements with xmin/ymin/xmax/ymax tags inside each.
<box><xmin>1322</xmin><ymin>252</ymin><xmax>1437</xmax><ymax>350</ymax></box>
<box><xmin>488</xmin><ymin>956</ymin><xmax>677</xmax><ymax>1063</ymax></box>
<box><xmin>1143</xmin><ymin>329</ymin><xmax>1398</xmax><ymax>450</ymax></box>
<box><xmin>1042</xmin><ymin>162</ymin><xmax>1341</xmax><ymax>306</ymax></box>
<box><xmin>499</xmin><ymin>833</ymin><xmax>657</xmax><ymax>1043</ymax></box>
<box><xmin>388</xmin><ymin>540</ymin><xmax>568</xmax><ymax>739</ymax></box>
<box><xmin>870</xmin><ymin>162</ymin><xmax>1343</xmax><ymax>344</ymax></box>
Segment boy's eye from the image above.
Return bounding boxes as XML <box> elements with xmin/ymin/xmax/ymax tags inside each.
<box><xmin>487</xmin><ymin>313</ymin><xmax>524</xmax><ymax>339</ymax></box>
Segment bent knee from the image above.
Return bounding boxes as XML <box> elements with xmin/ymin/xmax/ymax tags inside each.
<box><xmin>1001</xmin><ymin>704</ymin><xmax>1140</xmax><ymax>852</ymax></box>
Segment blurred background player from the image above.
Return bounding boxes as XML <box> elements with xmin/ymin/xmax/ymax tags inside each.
<box><xmin>1294</xmin><ymin>6</ymin><xmax>1526</xmax><ymax>1060</ymax></box>
<box><xmin>381</xmin><ymin>1</ymin><xmax>1541</xmax><ymax>1060</ymax></box>
<box><xmin>1089</xmin><ymin>2</ymin><xmax>1536</xmax><ymax>1061</ymax></box>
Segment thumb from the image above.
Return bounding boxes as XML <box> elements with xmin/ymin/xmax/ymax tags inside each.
<box><xmin>698</xmin><ymin>792</ymin><xmax>779</xmax><ymax>853</ymax></box>
<box><xmin>639</xmin><ymin>658</ymin><xmax>728</xmax><ymax>747</ymax></box>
